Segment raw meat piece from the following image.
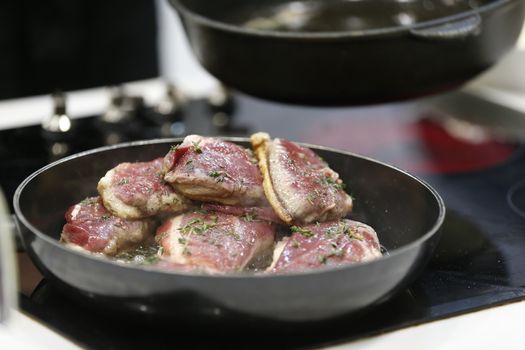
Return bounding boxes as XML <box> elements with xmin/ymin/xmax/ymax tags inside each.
<box><xmin>156</xmin><ymin>211</ymin><xmax>275</xmax><ymax>273</ymax></box>
<box><xmin>98</xmin><ymin>158</ymin><xmax>189</xmax><ymax>219</ymax></box>
<box><xmin>251</xmin><ymin>132</ymin><xmax>352</xmax><ymax>224</ymax></box>
<box><xmin>163</xmin><ymin>135</ymin><xmax>265</xmax><ymax>206</ymax></box>
<box><xmin>269</xmin><ymin>219</ymin><xmax>381</xmax><ymax>273</ymax></box>
<box><xmin>61</xmin><ymin>197</ymin><xmax>155</xmax><ymax>256</ymax></box>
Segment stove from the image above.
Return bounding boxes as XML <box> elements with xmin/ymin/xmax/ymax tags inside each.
<box><xmin>2</xmin><ymin>89</ymin><xmax>525</xmax><ymax>348</ymax></box>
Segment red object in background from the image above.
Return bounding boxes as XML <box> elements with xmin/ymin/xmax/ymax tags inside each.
<box><xmin>302</xmin><ymin>116</ymin><xmax>518</xmax><ymax>174</ymax></box>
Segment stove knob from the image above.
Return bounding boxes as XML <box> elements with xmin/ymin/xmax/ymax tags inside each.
<box><xmin>155</xmin><ymin>83</ymin><xmax>184</xmax><ymax>120</ymax></box>
<box><xmin>207</xmin><ymin>85</ymin><xmax>236</xmax><ymax>133</ymax></box>
<box><xmin>100</xmin><ymin>86</ymin><xmax>137</xmax><ymax>124</ymax></box>
<box><xmin>41</xmin><ymin>91</ymin><xmax>74</xmax><ymax>158</ymax></box>
<box><xmin>98</xmin><ymin>86</ymin><xmax>145</xmax><ymax>143</ymax></box>
<box><xmin>207</xmin><ymin>85</ymin><xmax>234</xmax><ymax>115</ymax></box>
<box><xmin>146</xmin><ymin>83</ymin><xmax>187</xmax><ymax>137</ymax></box>
<box><xmin>42</xmin><ymin>91</ymin><xmax>72</xmax><ymax>134</ymax></box>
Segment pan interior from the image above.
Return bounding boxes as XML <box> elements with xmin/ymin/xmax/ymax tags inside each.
<box><xmin>17</xmin><ymin>140</ymin><xmax>441</xmax><ymax>257</ymax></box>
<box><xmin>177</xmin><ymin>0</ymin><xmax>496</xmax><ymax>33</ymax></box>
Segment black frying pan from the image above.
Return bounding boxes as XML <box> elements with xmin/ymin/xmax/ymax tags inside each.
<box><xmin>13</xmin><ymin>138</ymin><xmax>444</xmax><ymax>322</ymax></box>
<box><xmin>169</xmin><ymin>0</ymin><xmax>525</xmax><ymax>105</ymax></box>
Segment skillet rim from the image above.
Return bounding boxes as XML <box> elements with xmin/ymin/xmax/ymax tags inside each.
<box><xmin>169</xmin><ymin>0</ymin><xmax>515</xmax><ymax>39</ymax></box>
<box><xmin>13</xmin><ymin>137</ymin><xmax>445</xmax><ymax>280</ymax></box>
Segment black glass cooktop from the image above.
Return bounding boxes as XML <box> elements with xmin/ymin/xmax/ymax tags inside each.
<box><xmin>3</xmin><ymin>92</ymin><xmax>525</xmax><ymax>348</ymax></box>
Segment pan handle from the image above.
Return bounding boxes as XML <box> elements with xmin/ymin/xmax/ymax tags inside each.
<box><xmin>410</xmin><ymin>15</ymin><xmax>481</xmax><ymax>40</ymax></box>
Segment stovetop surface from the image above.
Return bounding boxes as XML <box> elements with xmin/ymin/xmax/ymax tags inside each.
<box><xmin>3</xmin><ymin>92</ymin><xmax>525</xmax><ymax>348</ymax></box>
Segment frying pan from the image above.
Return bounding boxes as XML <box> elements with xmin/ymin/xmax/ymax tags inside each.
<box><xmin>13</xmin><ymin>138</ymin><xmax>444</xmax><ymax>322</ymax></box>
<box><xmin>169</xmin><ymin>0</ymin><xmax>525</xmax><ymax>105</ymax></box>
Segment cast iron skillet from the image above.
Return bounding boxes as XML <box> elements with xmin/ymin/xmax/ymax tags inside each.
<box><xmin>170</xmin><ymin>0</ymin><xmax>525</xmax><ymax>105</ymax></box>
<box><xmin>13</xmin><ymin>138</ymin><xmax>445</xmax><ymax>322</ymax></box>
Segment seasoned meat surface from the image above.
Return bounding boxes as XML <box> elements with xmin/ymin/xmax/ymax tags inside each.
<box><xmin>163</xmin><ymin>135</ymin><xmax>265</xmax><ymax>206</ymax></box>
<box><xmin>201</xmin><ymin>203</ymin><xmax>284</xmax><ymax>225</ymax></box>
<box><xmin>269</xmin><ymin>219</ymin><xmax>381</xmax><ymax>273</ymax></box>
<box><xmin>98</xmin><ymin>158</ymin><xmax>189</xmax><ymax>219</ymax></box>
<box><xmin>252</xmin><ymin>132</ymin><xmax>353</xmax><ymax>224</ymax></box>
<box><xmin>156</xmin><ymin>211</ymin><xmax>275</xmax><ymax>273</ymax></box>
<box><xmin>61</xmin><ymin>197</ymin><xmax>155</xmax><ymax>256</ymax></box>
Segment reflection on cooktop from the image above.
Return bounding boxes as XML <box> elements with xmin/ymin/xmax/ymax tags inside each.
<box><xmin>508</xmin><ymin>179</ymin><xmax>525</xmax><ymax>219</ymax></box>
<box><xmin>23</xmin><ymin>280</ymin><xmax>426</xmax><ymax>349</ymax></box>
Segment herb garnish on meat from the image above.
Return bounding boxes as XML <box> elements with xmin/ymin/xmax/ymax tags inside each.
<box><xmin>191</xmin><ymin>140</ymin><xmax>203</xmax><ymax>153</ymax></box>
<box><xmin>242</xmin><ymin>211</ymin><xmax>256</xmax><ymax>222</ymax></box>
<box><xmin>208</xmin><ymin>170</ymin><xmax>226</xmax><ymax>182</ymax></box>
<box><xmin>291</xmin><ymin>225</ymin><xmax>314</xmax><ymax>238</ymax></box>
<box><xmin>318</xmin><ymin>248</ymin><xmax>345</xmax><ymax>264</ymax></box>
<box><xmin>80</xmin><ymin>197</ymin><xmax>98</xmax><ymax>206</ymax></box>
<box><xmin>319</xmin><ymin>175</ymin><xmax>345</xmax><ymax>191</ymax></box>
<box><xmin>179</xmin><ymin>216</ymin><xmax>218</xmax><ymax>236</ymax></box>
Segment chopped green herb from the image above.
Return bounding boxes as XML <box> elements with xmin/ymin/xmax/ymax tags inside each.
<box><xmin>179</xmin><ymin>217</ymin><xmax>217</xmax><ymax>236</ymax></box>
<box><xmin>191</xmin><ymin>140</ymin><xmax>203</xmax><ymax>153</ymax></box>
<box><xmin>186</xmin><ymin>160</ymin><xmax>193</xmax><ymax>166</ymax></box>
<box><xmin>346</xmin><ymin>226</ymin><xmax>363</xmax><ymax>241</ymax></box>
<box><xmin>242</xmin><ymin>211</ymin><xmax>256</xmax><ymax>222</ymax></box>
<box><xmin>80</xmin><ymin>197</ymin><xmax>98</xmax><ymax>206</ymax></box>
<box><xmin>291</xmin><ymin>226</ymin><xmax>314</xmax><ymax>238</ymax></box>
<box><xmin>318</xmin><ymin>248</ymin><xmax>345</xmax><ymax>265</ymax></box>
<box><xmin>208</xmin><ymin>170</ymin><xmax>226</xmax><ymax>182</ymax></box>
<box><xmin>319</xmin><ymin>175</ymin><xmax>345</xmax><ymax>191</ymax></box>
<box><xmin>325</xmin><ymin>221</ymin><xmax>363</xmax><ymax>240</ymax></box>
<box><xmin>178</xmin><ymin>237</ymin><xmax>187</xmax><ymax>245</ymax></box>
<box><xmin>100</xmin><ymin>215</ymin><xmax>111</xmax><ymax>221</ymax></box>
<box><xmin>228</xmin><ymin>231</ymin><xmax>241</xmax><ymax>241</ymax></box>
<box><xmin>117</xmin><ymin>178</ymin><xmax>129</xmax><ymax>186</ymax></box>
<box><xmin>306</xmin><ymin>191</ymin><xmax>317</xmax><ymax>205</ymax></box>
<box><xmin>156</xmin><ymin>232</ymin><xmax>168</xmax><ymax>243</ymax></box>
<box><xmin>170</xmin><ymin>144</ymin><xmax>179</xmax><ymax>152</ymax></box>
